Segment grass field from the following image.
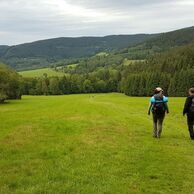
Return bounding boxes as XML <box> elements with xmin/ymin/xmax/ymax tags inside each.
<box><xmin>19</xmin><ymin>68</ymin><xmax>65</xmax><ymax>78</ymax></box>
<box><xmin>123</xmin><ymin>59</ymin><xmax>145</xmax><ymax>66</ymax></box>
<box><xmin>0</xmin><ymin>93</ymin><xmax>194</xmax><ymax>194</ymax></box>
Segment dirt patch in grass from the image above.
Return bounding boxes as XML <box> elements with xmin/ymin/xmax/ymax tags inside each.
<box><xmin>1</xmin><ymin>125</ymin><xmax>39</xmax><ymax>147</ymax></box>
<box><xmin>82</xmin><ymin>125</ymin><xmax>133</xmax><ymax>147</ymax></box>
<box><xmin>66</xmin><ymin>115</ymin><xmax>85</xmax><ymax>121</ymax></box>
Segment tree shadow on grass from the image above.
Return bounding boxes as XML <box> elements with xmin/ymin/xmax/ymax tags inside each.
<box><xmin>0</xmin><ymin>101</ymin><xmax>10</xmax><ymax>105</ymax></box>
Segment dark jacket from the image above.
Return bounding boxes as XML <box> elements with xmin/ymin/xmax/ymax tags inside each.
<box><xmin>183</xmin><ymin>95</ymin><xmax>194</xmax><ymax>116</ymax></box>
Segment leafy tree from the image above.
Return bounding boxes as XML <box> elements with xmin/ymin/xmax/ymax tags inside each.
<box><xmin>0</xmin><ymin>64</ymin><xmax>22</xmax><ymax>103</ymax></box>
<box><xmin>49</xmin><ymin>77</ymin><xmax>61</xmax><ymax>95</ymax></box>
<box><xmin>83</xmin><ymin>79</ymin><xmax>94</xmax><ymax>93</ymax></box>
<box><xmin>95</xmin><ymin>80</ymin><xmax>107</xmax><ymax>93</ymax></box>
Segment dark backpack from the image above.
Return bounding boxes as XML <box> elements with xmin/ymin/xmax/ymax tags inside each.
<box><xmin>153</xmin><ymin>96</ymin><xmax>166</xmax><ymax>114</ymax></box>
<box><xmin>190</xmin><ymin>98</ymin><xmax>194</xmax><ymax>114</ymax></box>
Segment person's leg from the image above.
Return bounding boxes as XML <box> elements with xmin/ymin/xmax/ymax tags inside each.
<box><xmin>188</xmin><ymin>124</ymin><xmax>194</xmax><ymax>139</ymax></box>
<box><xmin>187</xmin><ymin>116</ymin><xmax>194</xmax><ymax>139</ymax></box>
<box><xmin>152</xmin><ymin>114</ymin><xmax>157</xmax><ymax>138</ymax></box>
<box><xmin>157</xmin><ymin>114</ymin><xmax>165</xmax><ymax>138</ymax></box>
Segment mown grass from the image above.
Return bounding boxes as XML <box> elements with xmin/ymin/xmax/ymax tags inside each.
<box><xmin>19</xmin><ymin>68</ymin><xmax>65</xmax><ymax>78</ymax></box>
<box><xmin>66</xmin><ymin>64</ymin><xmax>78</xmax><ymax>70</ymax></box>
<box><xmin>0</xmin><ymin>93</ymin><xmax>194</xmax><ymax>194</ymax></box>
<box><xmin>123</xmin><ymin>59</ymin><xmax>145</xmax><ymax>66</ymax></box>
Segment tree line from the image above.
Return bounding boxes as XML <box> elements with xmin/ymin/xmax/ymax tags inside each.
<box><xmin>0</xmin><ymin>64</ymin><xmax>22</xmax><ymax>103</ymax></box>
<box><xmin>22</xmin><ymin>69</ymin><xmax>121</xmax><ymax>95</ymax></box>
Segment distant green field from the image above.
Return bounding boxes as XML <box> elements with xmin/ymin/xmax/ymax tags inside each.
<box><xmin>19</xmin><ymin>68</ymin><xmax>65</xmax><ymax>78</ymax></box>
<box><xmin>66</xmin><ymin>64</ymin><xmax>78</xmax><ymax>68</ymax></box>
<box><xmin>96</xmin><ymin>52</ymin><xmax>109</xmax><ymax>56</ymax></box>
<box><xmin>0</xmin><ymin>94</ymin><xmax>194</xmax><ymax>194</ymax></box>
<box><xmin>123</xmin><ymin>59</ymin><xmax>145</xmax><ymax>66</ymax></box>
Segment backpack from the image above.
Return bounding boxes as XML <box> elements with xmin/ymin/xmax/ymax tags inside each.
<box><xmin>190</xmin><ymin>98</ymin><xmax>194</xmax><ymax>114</ymax></box>
<box><xmin>152</xmin><ymin>96</ymin><xmax>166</xmax><ymax>114</ymax></box>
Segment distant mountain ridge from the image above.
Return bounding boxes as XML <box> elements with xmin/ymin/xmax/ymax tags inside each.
<box><xmin>0</xmin><ymin>34</ymin><xmax>157</xmax><ymax>70</ymax></box>
<box><xmin>142</xmin><ymin>26</ymin><xmax>194</xmax><ymax>49</ymax></box>
<box><xmin>124</xmin><ymin>26</ymin><xmax>194</xmax><ymax>59</ymax></box>
<box><xmin>0</xmin><ymin>45</ymin><xmax>9</xmax><ymax>56</ymax></box>
<box><xmin>1</xmin><ymin>26</ymin><xmax>194</xmax><ymax>71</ymax></box>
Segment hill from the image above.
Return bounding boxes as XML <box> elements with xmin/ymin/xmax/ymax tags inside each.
<box><xmin>0</xmin><ymin>34</ymin><xmax>157</xmax><ymax>71</ymax></box>
<box><xmin>0</xmin><ymin>45</ymin><xmax>9</xmax><ymax>56</ymax></box>
<box><xmin>0</xmin><ymin>94</ymin><xmax>194</xmax><ymax>193</ymax></box>
<box><xmin>143</xmin><ymin>26</ymin><xmax>194</xmax><ymax>49</ymax></box>
<box><xmin>2</xmin><ymin>26</ymin><xmax>194</xmax><ymax>72</ymax></box>
<box><xmin>124</xmin><ymin>26</ymin><xmax>194</xmax><ymax>59</ymax></box>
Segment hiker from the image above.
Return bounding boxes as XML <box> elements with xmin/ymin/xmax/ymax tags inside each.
<box><xmin>148</xmin><ymin>87</ymin><xmax>169</xmax><ymax>138</ymax></box>
<box><xmin>183</xmin><ymin>88</ymin><xmax>194</xmax><ymax>140</ymax></box>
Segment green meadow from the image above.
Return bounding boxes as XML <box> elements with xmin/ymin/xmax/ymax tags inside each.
<box><xmin>19</xmin><ymin>68</ymin><xmax>65</xmax><ymax>78</ymax></box>
<box><xmin>0</xmin><ymin>93</ymin><xmax>194</xmax><ymax>194</ymax></box>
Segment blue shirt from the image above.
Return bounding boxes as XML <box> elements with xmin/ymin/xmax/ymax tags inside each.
<box><xmin>150</xmin><ymin>96</ymin><xmax>168</xmax><ymax>104</ymax></box>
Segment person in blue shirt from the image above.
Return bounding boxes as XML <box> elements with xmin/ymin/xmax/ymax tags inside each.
<box><xmin>148</xmin><ymin>87</ymin><xmax>169</xmax><ymax>138</ymax></box>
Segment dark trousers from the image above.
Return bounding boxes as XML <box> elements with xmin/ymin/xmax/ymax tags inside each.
<box><xmin>152</xmin><ymin>113</ymin><xmax>165</xmax><ymax>138</ymax></box>
<box><xmin>187</xmin><ymin>114</ymin><xmax>194</xmax><ymax>139</ymax></box>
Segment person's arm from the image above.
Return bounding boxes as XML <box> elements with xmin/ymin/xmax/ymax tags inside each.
<box><xmin>163</xmin><ymin>96</ymin><xmax>169</xmax><ymax>114</ymax></box>
<box><xmin>164</xmin><ymin>103</ymin><xmax>169</xmax><ymax>114</ymax></box>
<box><xmin>148</xmin><ymin>97</ymin><xmax>155</xmax><ymax>115</ymax></box>
<box><xmin>148</xmin><ymin>103</ymin><xmax>153</xmax><ymax>115</ymax></box>
<box><xmin>183</xmin><ymin>97</ymin><xmax>190</xmax><ymax>116</ymax></box>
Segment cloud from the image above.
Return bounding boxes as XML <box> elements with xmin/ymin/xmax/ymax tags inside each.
<box><xmin>0</xmin><ymin>0</ymin><xmax>194</xmax><ymax>45</ymax></box>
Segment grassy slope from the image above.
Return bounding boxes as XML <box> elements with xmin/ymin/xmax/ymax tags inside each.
<box><xmin>0</xmin><ymin>93</ymin><xmax>194</xmax><ymax>194</ymax></box>
<box><xmin>19</xmin><ymin>68</ymin><xmax>65</xmax><ymax>78</ymax></box>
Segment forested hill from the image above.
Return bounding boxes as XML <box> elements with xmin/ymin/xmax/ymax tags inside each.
<box><xmin>1</xmin><ymin>26</ymin><xmax>194</xmax><ymax>71</ymax></box>
<box><xmin>123</xmin><ymin>42</ymin><xmax>194</xmax><ymax>96</ymax></box>
<box><xmin>123</xmin><ymin>26</ymin><xmax>194</xmax><ymax>59</ymax></box>
<box><xmin>53</xmin><ymin>26</ymin><xmax>194</xmax><ymax>75</ymax></box>
<box><xmin>0</xmin><ymin>46</ymin><xmax>9</xmax><ymax>56</ymax></box>
<box><xmin>144</xmin><ymin>26</ymin><xmax>194</xmax><ymax>49</ymax></box>
<box><xmin>0</xmin><ymin>34</ymin><xmax>157</xmax><ymax>70</ymax></box>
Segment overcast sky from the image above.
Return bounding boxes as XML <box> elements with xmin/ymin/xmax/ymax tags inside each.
<box><xmin>0</xmin><ymin>0</ymin><xmax>194</xmax><ymax>45</ymax></box>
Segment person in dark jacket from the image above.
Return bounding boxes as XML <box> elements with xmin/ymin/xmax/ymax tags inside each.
<box><xmin>183</xmin><ymin>88</ymin><xmax>194</xmax><ymax>140</ymax></box>
<box><xmin>148</xmin><ymin>87</ymin><xmax>169</xmax><ymax>138</ymax></box>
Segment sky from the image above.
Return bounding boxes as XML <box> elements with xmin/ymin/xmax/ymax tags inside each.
<box><xmin>0</xmin><ymin>0</ymin><xmax>194</xmax><ymax>45</ymax></box>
